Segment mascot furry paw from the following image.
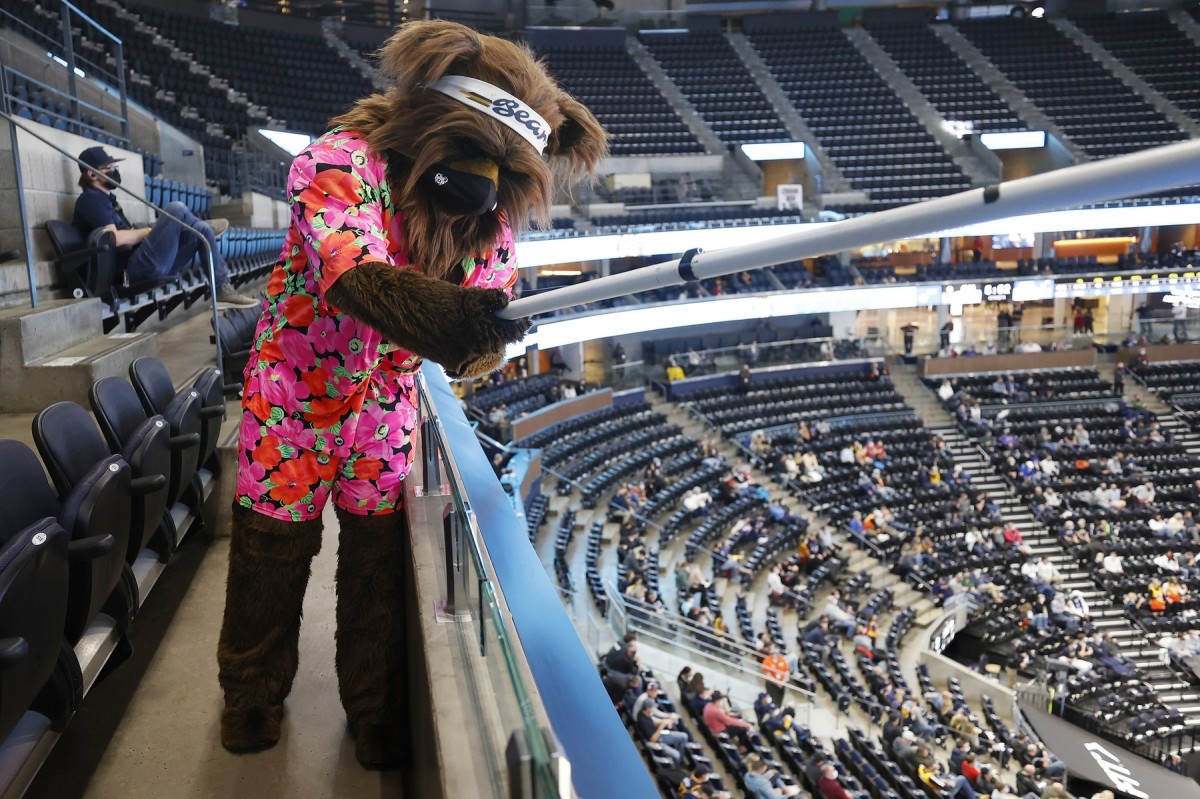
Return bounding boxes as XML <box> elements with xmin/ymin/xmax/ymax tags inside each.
<box><xmin>217</xmin><ymin>20</ymin><xmax>606</xmax><ymax>769</ymax></box>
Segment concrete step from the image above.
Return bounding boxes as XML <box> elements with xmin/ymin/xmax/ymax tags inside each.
<box><xmin>5</xmin><ymin>331</ymin><xmax>159</xmax><ymax>411</ymax></box>
<box><xmin>0</xmin><ymin>298</ymin><xmax>104</xmax><ymax>366</ymax></box>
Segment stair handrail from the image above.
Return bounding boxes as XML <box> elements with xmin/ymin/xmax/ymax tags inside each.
<box><xmin>3</xmin><ymin>112</ymin><xmax>225</xmax><ymax>390</ymax></box>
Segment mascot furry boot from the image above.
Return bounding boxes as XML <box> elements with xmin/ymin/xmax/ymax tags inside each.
<box><xmin>216</xmin><ymin>19</ymin><xmax>606</xmax><ymax>770</ymax></box>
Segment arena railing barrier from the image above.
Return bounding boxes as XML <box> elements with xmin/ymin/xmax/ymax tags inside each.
<box><xmin>606</xmin><ymin>583</ymin><xmax>818</xmax><ymax>728</ymax></box>
<box><xmin>1</xmin><ymin>112</ymin><xmax>225</xmax><ymax>383</ymax></box>
<box><xmin>499</xmin><ymin>138</ymin><xmax>1200</xmax><ymax>320</ymax></box>
<box><xmin>413</xmin><ymin>363</ymin><xmax>658</xmax><ymax>798</ymax></box>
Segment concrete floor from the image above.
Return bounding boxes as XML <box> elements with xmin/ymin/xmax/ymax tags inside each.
<box><xmin>17</xmin><ymin>301</ymin><xmax>403</xmax><ymax>798</ymax></box>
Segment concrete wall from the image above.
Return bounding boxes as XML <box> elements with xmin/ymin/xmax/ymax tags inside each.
<box><xmin>919</xmin><ymin>348</ymin><xmax>1095</xmax><ymax>376</ymax></box>
<box><xmin>0</xmin><ymin>120</ymin><xmax>148</xmax><ymax>306</ymax></box>
<box><xmin>919</xmin><ymin>605</ymin><xmax>1017</xmax><ymax>709</ymax></box>
<box><xmin>157</xmin><ymin>120</ymin><xmax>206</xmax><ymax>186</ymax></box>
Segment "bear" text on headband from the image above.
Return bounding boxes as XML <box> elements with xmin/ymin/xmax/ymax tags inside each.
<box><xmin>426</xmin><ymin>75</ymin><xmax>550</xmax><ymax>155</ymax></box>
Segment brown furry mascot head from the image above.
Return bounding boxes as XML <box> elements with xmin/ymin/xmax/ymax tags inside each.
<box><xmin>332</xmin><ymin>20</ymin><xmax>608</xmax><ymax>282</ymax></box>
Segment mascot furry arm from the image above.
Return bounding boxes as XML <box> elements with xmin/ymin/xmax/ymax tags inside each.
<box><xmin>326</xmin><ymin>266</ymin><xmax>529</xmax><ymax>379</ymax></box>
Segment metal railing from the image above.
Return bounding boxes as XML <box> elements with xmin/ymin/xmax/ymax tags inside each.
<box><xmin>414</xmin><ymin>364</ymin><xmax>658</xmax><ymax>798</ymax></box>
<box><xmin>605</xmin><ymin>583</ymin><xmax>817</xmax><ymax>727</ymax></box>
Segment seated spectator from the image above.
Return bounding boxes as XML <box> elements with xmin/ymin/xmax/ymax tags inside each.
<box><xmin>1015</xmin><ymin>764</ymin><xmax>1043</xmax><ymax>797</ymax></box>
<box><xmin>701</xmin><ymin>691</ymin><xmax>753</xmax><ymax>746</ymax></box>
<box><xmin>817</xmin><ymin>763</ymin><xmax>852</xmax><ymax>799</ymax></box>
<box><xmin>73</xmin><ymin>146</ymin><xmax>257</xmax><ymax>308</ymax></box>
<box><xmin>604</xmin><ymin>633</ymin><xmax>639</xmax><ymax>674</ymax></box>
<box><xmin>635</xmin><ymin>700</ymin><xmax>687</xmax><ymax>769</ymax></box>
<box><xmin>743</xmin><ymin>753</ymin><xmax>800</xmax><ymax>799</ymax></box>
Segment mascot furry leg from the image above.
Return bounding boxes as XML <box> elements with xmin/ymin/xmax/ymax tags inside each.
<box><xmin>217</xmin><ymin>506</ymin><xmax>409</xmax><ymax>767</ymax></box>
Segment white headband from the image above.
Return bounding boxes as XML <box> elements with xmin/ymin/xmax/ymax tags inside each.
<box><xmin>426</xmin><ymin>75</ymin><xmax>550</xmax><ymax>155</ymax></box>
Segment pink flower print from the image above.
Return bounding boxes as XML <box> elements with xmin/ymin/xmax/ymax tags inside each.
<box><xmin>274</xmin><ymin>416</ymin><xmax>318</xmax><ymax>450</ymax></box>
<box><xmin>309</xmin><ymin>314</ymin><xmax>340</xmax><ymax>355</ymax></box>
<box><xmin>260</xmin><ymin>362</ymin><xmax>310</xmax><ymax>415</ymax></box>
<box><xmin>377</xmin><ymin>446</ymin><xmax>412</xmax><ymax>493</ymax></box>
<box><xmin>337</xmin><ymin>477</ymin><xmax>384</xmax><ymax>513</ymax></box>
<box><xmin>236</xmin><ymin>460</ymin><xmax>269</xmax><ymax>501</ymax></box>
<box><xmin>288</xmin><ymin>152</ymin><xmax>317</xmax><ymax>193</ymax></box>
<box><xmin>356</xmin><ymin>403</ymin><xmax>406</xmax><ymax>460</ymax></box>
<box><xmin>276</xmin><ymin>327</ymin><xmax>316</xmax><ymax>368</ymax></box>
<box><xmin>319</xmin><ymin>196</ymin><xmax>355</xmax><ymax>232</ymax></box>
<box><xmin>239</xmin><ymin>412</ymin><xmax>263</xmax><ymax>448</ymax></box>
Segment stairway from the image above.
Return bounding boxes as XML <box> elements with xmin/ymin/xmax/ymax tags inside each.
<box><xmin>845</xmin><ymin>28</ymin><xmax>999</xmax><ymax>186</ymax></box>
<box><xmin>625</xmin><ymin>38</ymin><xmax>724</xmax><ymax>156</ymax></box>
<box><xmin>0</xmin><ymin>298</ymin><xmax>157</xmax><ymax>412</ymax></box>
<box><xmin>887</xmin><ymin>368</ymin><xmax>1200</xmax><ymax>736</ymax></box>
<box><xmin>725</xmin><ymin>33</ymin><xmax>851</xmax><ymax>194</ymax></box>
<box><xmin>1051</xmin><ymin>19</ymin><xmax>1200</xmax><ymax>139</ymax></box>
<box><xmin>1170</xmin><ymin>9</ymin><xmax>1200</xmax><ymax>50</ymax></box>
<box><xmin>932</xmin><ymin>24</ymin><xmax>1088</xmax><ymax>164</ymax></box>
<box><xmin>321</xmin><ymin>19</ymin><xmax>387</xmax><ymax>93</ymax></box>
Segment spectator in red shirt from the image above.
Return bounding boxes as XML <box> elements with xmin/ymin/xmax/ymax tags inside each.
<box><xmin>960</xmin><ymin>754</ymin><xmax>981</xmax><ymax>783</ymax></box>
<box><xmin>702</xmin><ymin>691</ymin><xmax>753</xmax><ymax>747</ymax></box>
<box><xmin>817</xmin><ymin>764</ymin><xmax>851</xmax><ymax>799</ymax></box>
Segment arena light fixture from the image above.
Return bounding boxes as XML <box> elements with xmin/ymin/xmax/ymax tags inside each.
<box><xmin>740</xmin><ymin>142</ymin><xmax>807</xmax><ymax>161</ymax></box>
<box><xmin>979</xmin><ymin>131</ymin><xmax>1046</xmax><ymax>150</ymax></box>
<box><xmin>257</xmin><ymin>129</ymin><xmax>313</xmax><ymax>156</ymax></box>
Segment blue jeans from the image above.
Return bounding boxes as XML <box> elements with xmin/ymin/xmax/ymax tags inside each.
<box><xmin>128</xmin><ymin>201</ymin><xmax>231</xmax><ymax>287</ymax></box>
<box><xmin>948</xmin><ymin>775</ymin><xmax>978</xmax><ymax>798</ymax></box>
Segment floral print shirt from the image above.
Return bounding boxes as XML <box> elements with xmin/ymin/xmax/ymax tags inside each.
<box><xmin>242</xmin><ymin>128</ymin><xmax>518</xmax><ymax>458</ymax></box>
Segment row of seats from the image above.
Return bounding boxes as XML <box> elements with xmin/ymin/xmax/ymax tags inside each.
<box><xmin>45</xmin><ymin>221</ymin><xmax>281</xmax><ymax>333</ymax></box>
<box><xmin>144</xmin><ymin>176</ymin><xmax>211</xmax><ymax>219</ymax></box>
<box><xmin>133</xmin><ymin>7</ymin><xmax>375</xmax><ymax>137</ymax></box>
<box><xmin>957</xmin><ymin>17</ymin><xmax>1188</xmax><ymax>160</ymax></box>
<box><xmin>533</xmin><ymin>45</ymin><xmax>705</xmax><ymax>156</ymax></box>
<box><xmin>0</xmin><ymin>356</ymin><xmax>223</xmax><ymax>794</ymax></box>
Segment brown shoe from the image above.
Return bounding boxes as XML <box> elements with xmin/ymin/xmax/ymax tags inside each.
<box><xmin>216</xmin><ymin>284</ymin><xmax>259</xmax><ymax>309</ymax></box>
<box><xmin>208</xmin><ymin>218</ymin><xmax>230</xmax><ymax>238</ymax></box>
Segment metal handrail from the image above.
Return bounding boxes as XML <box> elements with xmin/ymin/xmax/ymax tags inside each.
<box><xmin>609</xmin><ymin>583</ymin><xmax>819</xmax><ymax>700</ymax></box>
<box><xmin>3</xmin><ymin>112</ymin><xmax>224</xmax><ymax>383</ymax></box>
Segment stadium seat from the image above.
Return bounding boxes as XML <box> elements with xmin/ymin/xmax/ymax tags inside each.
<box><xmin>129</xmin><ymin>357</ymin><xmax>204</xmax><ymax>512</ymax></box>
<box><xmin>0</xmin><ymin>443</ymin><xmax>71</xmax><ymax>742</ymax></box>
<box><xmin>89</xmin><ymin>377</ymin><xmax>178</xmax><ymax>557</ymax></box>
<box><xmin>17</xmin><ymin>420</ymin><xmax>134</xmax><ymax>646</ymax></box>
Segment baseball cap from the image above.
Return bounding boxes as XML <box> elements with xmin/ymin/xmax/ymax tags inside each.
<box><xmin>78</xmin><ymin>146</ymin><xmax>123</xmax><ymax>173</ymax></box>
<box><xmin>694</xmin><ymin>763</ymin><xmax>712</xmax><ymax>776</ymax></box>
<box><xmin>902</xmin><ymin>730</ymin><xmax>916</xmax><ymax>741</ymax></box>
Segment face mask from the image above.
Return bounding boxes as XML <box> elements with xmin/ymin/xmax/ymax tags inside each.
<box><xmin>418</xmin><ymin>163</ymin><xmax>497</xmax><ymax>217</ymax></box>
<box><xmin>103</xmin><ymin>168</ymin><xmax>121</xmax><ymax>186</ymax></box>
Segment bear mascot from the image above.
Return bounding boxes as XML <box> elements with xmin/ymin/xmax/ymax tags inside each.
<box><xmin>217</xmin><ymin>19</ymin><xmax>606</xmax><ymax>769</ymax></box>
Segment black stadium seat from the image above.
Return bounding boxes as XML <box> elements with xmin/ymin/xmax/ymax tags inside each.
<box><xmin>191</xmin><ymin>366</ymin><xmax>227</xmax><ymax>475</ymax></box>
<box><xmin>0</xmin><ymin>458</ymin><xmax>70</xmax><ymax>743</ymax></box>
<box><xmin>38</xmin><ymin>400</ymin><xmax>168</xmax><ymax>575</ymax></box>
<box><xmin>2</xmin><ymin>434</ymin><xmax>131</xmax><ymax>648</ymax></box>
<box><xmin>129</xmin><ymin>357</ymin><xmax>204</xmax><ymax>511</ymax></box>
<box><xmin>89</xmin><ymin>376</ymin><xmax>178</xmax><ymax>561</ymax></box>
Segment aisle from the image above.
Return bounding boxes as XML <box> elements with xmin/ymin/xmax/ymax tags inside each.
<box><xmin>25</xmin><ymin>495</ymin><xmax>404</xmax><ymax>798</ymax></box>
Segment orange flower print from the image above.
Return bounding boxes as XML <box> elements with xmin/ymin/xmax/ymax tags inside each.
<box><xmin>353</xmin><ymin>457</ymin><xmax>383</xmax><ymax>481</ymax></box>
<box><xmin>283</xmin><ymin>294</ymin><xmax>316</xmax><ymax>327</ymax></box>
<box><xmin>318</xmin><ymin>229</ymin><xmax>363</xmax><ymax>278</ymax></box>
<box><xmin>267</xmin><ymin>453</ymin><xmax>320</xmax><ymax>506</ymax></box>
<box><xmin>252</xmin><ymin>434</ymin><xmax>283</xmax><ymax>470</ymax></box>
